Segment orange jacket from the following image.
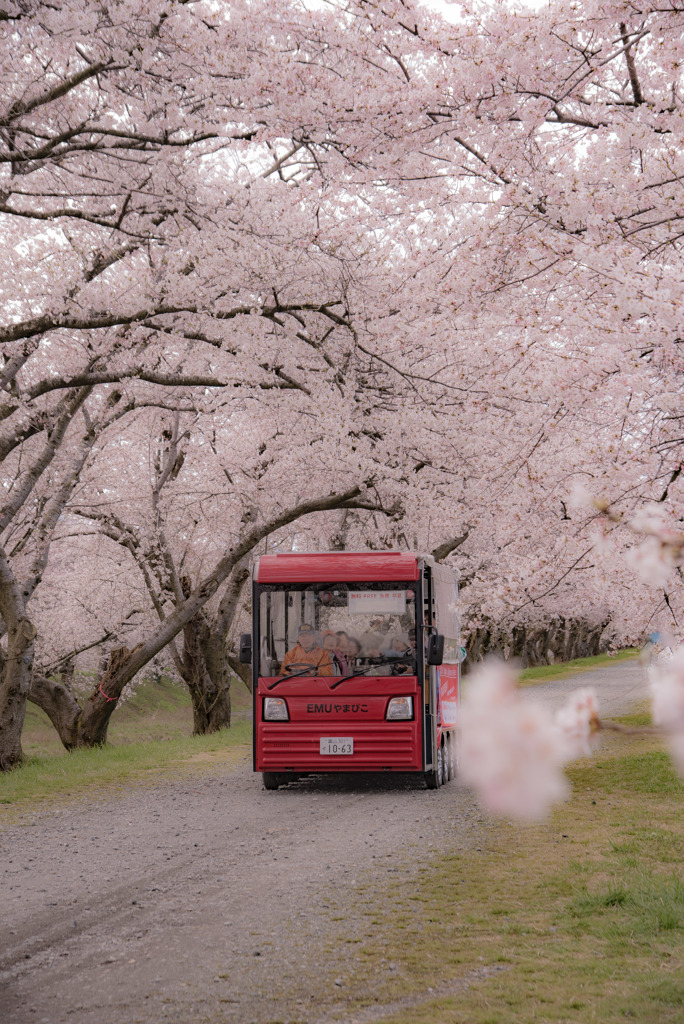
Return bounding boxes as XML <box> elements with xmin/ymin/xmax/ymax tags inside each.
<box><xmin>279</xmin><ymin>644</ymin><xmax>334</xmax><ymax>676</ymax></box>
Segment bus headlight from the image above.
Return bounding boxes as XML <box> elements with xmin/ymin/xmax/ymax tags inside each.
<box><xmin>386</xmin><ymin>696</ymin><xmax>413</xmax><ymax>720</ymax></box>
<box><xmin>263</xmin><ymin>697</ymin><xmax>289</xmax><ymax>721</ymax></box>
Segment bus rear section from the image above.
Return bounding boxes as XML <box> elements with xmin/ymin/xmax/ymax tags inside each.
<box><xmin>244</xmin><ymin>551</ymin><xmax>461</xmax><ymax>789</ymax></box>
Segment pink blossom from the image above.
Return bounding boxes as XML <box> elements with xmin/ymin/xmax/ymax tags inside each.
<box><xmin>459</xmin><ymin>662</ymin><xmax>570</xmax><ymax>821</ymax></box>
<box><xmin>567</xmin><ymin>481</ymin><xmax>595</xmax><ymax>510</ymax></box>
<box><xmin>625</xmin><ymin>537</ymin><xmax>675</xmax><ymax>588</ymax></box>
<box><xmin>554</xmin><ymin>688</ymin><xmax>600</xmax><ymax>760</ymax></box>
<box><xmin>650</xmin><ymin>647</ymin><xmax>684</xmax><ymax>775</ymax></box>
<box><xmin>630</xmin><ymin>503</ymin><xmax>669</xmax><ymax>537</ymax></box>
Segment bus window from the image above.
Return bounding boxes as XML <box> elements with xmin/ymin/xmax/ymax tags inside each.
<box><xmin>258</xmin><ymin>583</ymin><xmax>417</xmax><ymax>677</ymax></box>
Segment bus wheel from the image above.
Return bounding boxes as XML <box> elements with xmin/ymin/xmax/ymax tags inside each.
<box><xmin>262</xmin><ymin>773</ymin><xmax>280</xmax><ymax>790</ymax></box>
<box><xmin>425</xmin><ymin>745</ymin><xmax>444</xmax><ymax>789</ymax></box>
<box><xmin>442</xmin><ymin>738</ymin><xmax>451</xmax><ymax>783</ymax></box>
<box><xmin>446</xmin><ymin>736</ymin><xmax>456</xmax><ymax>780</ymax></box>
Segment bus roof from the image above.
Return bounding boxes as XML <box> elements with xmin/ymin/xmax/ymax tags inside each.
<box><xmin>255</xmin><ymin>552</ymin><xmax>422</xmax><ymax>583</ymax></box>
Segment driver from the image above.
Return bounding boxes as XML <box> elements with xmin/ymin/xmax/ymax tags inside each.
<box><xmin>279</xmin><ymin>624</ymin><xmax>334</xmax><ymax>676</ymax></box>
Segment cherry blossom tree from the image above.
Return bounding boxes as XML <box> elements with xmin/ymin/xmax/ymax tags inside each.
<box><xmin>325</xmin><ymin>0</ymin><xmax>684</xmax><ymax>648</ymax></box>
<box><xmin>0</xmin><ymin>0</ymin><xmax>389</xmax><ymax>764</ymax></box>
<box><xmin>4</xmin><ymin>0</ymin><xmax>684</xmax><ymax>771</ymax></box>
<box><xmin>1</xmin><ymin>0</ymin><xmax>446</xmax><ymax>763</ymax></box>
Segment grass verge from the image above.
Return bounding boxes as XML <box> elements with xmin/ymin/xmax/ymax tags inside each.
<box><xmin>1</xmin><ymin>676</ymin><xmax>253</xmax><ymax>812</ymax></box>
<box><xmin>335</xmin><ymin>727</ymin><xmax>684</xmax><ymax>1024</ymax></box>
<box><xmin>518</xmin><ymin>647</ymin><xmax>640</xmax><ymax>686</ymax></box>
<box><xmin>19</xmin><ymin>674</ymin><xmax>252</xmax><ymax>759</ymax></box>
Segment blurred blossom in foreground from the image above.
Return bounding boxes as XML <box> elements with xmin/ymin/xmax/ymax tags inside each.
<box><xmin>567</xmin><ymin>480</ymin><xmax>595</xmax><ymax>510</ymax></box>
<box><xmin>458</xmin><ymin>663</ymin><xmax>597</xmax><ymax>823</ymax></box>
<box><xmin>459</xmin><ymin>662</ymin><xmax>600</xmax><ymax>821</ymax></box>
<box><xmin>649</xmin><ymin>646</ymin><xmax>684</xmax><ymax>774</ymax></box>
<box><xmin>625</xmin><ymin>536</ymin><xmax>675</xmax><ymax>588</ymax></box>
<box><xmin>625</xmin><ymin>505</ymin><xmax>684</xmax><ymax>588</ymax></box>
<box><xmin>554</xmin><ymin>687</ymin><xmax>600</xmax><ymax>760</ymax></box>
<box><xmin>630</xmin><ymin>503</ymin><xmax>670</xmax><ymax>537</ymax></box>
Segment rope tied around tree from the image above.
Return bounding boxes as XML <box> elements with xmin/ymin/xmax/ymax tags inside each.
<box><xmin>92</xmin><ymin>645</ymin><xmax>141</xmax><ymax>705</ymax></box>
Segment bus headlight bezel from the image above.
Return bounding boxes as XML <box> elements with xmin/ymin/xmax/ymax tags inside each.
<box><xmin>263</xmin><ymin>696</ymin><xmax>289</xmax><ymax>721</ymax></box>
<box><xmin>385</xmin><ymin>696</ymin><xmax>414</xmax><ymax>721</ymax></box>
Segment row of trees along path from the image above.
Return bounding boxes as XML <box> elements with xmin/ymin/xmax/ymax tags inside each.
<box><xmin>2</xmin><ymin>0</ymin><xmax>683</xmax><ymax>767</ymax></box>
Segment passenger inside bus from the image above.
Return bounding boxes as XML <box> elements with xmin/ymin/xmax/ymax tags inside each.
<box><xmin>381</xmin><ymin>635</ymin><xmax>412</xmax><ymax>657</ymax></box>
<box><xmin>345</xmin><ymin>635</ymin><xmax>361</xmax><ymax>663</ymax></box>
<box><xmin>334</xmin><ymin>630</ymin><xmax>352</xmax><ymax>667</ymax></box>
<box><xmin>279</xmin><ymin>624</ymin><xmax>334</xmax><ymax>676</ymax></box>
<box><xmin>322</xmin><ymin>631</ymin><xmax>347</xmax><ymax>675</ymax></box>
<box><xmin>381</xmin><ymin>635</ymin><xmax>414</xmax><ymax>674</ymax></box>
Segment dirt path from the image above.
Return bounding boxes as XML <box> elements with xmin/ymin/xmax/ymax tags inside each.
<box><xmin>0</xmin><ymin>661</ymin><xmax>647</xmax><ymax>1024</ymax></box>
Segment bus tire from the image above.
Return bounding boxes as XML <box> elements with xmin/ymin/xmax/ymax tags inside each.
<box><xmin>425</xmin><ymin>745</ymin><xmax>444</xmax><ymax>789</ymax></box>
<box><xmin>262</xmin><ymin>772</ymin><xmax>280</xmax><ymax>790</ymax></box>
<box><xmin>442</xmin><ymin>738</ymin><xmax>451</xmax><ymax>783</ymax></box>
<box><xmin>446</xmin><ymin>735</ymin><xmax>456</xmax><ymax>780</ymax></box>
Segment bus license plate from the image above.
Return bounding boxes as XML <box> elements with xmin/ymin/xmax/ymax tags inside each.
<box><xmin>320</xmin><ymin>737</ymin><xmax>353</xmax><ymax>755</ymax></box>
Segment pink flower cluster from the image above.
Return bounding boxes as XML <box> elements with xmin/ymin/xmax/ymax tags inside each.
<box><xmin>649</xmin><ymin>647</ymin><xmax>684</xmax><ymax>774</ymax></box>
<box><xmin>555</xmin><ymin>687</ymin><xmax>601</xmax><ymax>760</ymax></box>
<box><xmin>458</xmin><ymin>662</ymin><xmax>600</xmax><ymax>821</ymax></box>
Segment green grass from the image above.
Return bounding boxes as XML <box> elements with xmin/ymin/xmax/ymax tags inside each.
<box><xmin>518</xmin><ymin>647</ymin><xmax>640</xmax><ymax>685</ymax></box>
<box><xmin>20</xmin><ymin>673</ymin><xmax>252</xmax><ymax>756</ymax></box>
<box><xmin>1</xmin><ymin>675</ymin><xmax>253</xmax><ymax>810</ymax></box>
<box><xmin>333</xmin><ymin>728</ymin><xmax>684</xmax><ymax>1024</ymax></box>
<box><xmin>0</xmin><ymin>722</ymin><xmax>252</xmax><ymax>810</ymax></box>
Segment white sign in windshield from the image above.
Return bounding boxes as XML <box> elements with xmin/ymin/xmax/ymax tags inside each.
<box><xmin>347</xmin><ymin>590</ymin><xmax>407</xmax><ymax>614</ymax></box>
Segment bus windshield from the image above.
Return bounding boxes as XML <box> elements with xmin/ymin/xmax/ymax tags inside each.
<box><xmin>257</xmin><ymin>583</ymin><xmax>417</xmax><ymax>678</ymax></box>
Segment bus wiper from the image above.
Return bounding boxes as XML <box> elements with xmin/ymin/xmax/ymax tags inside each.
<box><xmin>267</xmin><ymin>667</ymin><xmax>323</xmax><ymax>689</ymax></box>
<box><xmin>328</xmin><ymin>666</ymin><xmax>374</xmax><ymax>690</ymax></box>
<box><xmin>329</xmin><ymin>656</ymin><xmax>414</xmax><ymax>689</ymax></box>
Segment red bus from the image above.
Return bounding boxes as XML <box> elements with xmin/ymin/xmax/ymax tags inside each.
<box><xmin>240</xmin><ymin>552</ymin><xmax>462</xmax><ymax>789</ymax></box>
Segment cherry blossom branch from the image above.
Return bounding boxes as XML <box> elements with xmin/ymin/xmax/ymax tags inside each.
<box><xmin>262</xmin><ymin>141</ymin><xmax>306</xmax><ymax>179</ymax></box>
<box><xmin>569</xmin><ymin>487</ymin><xmax>684</xmax><ymax>587</ymax></box>
<box><xmin>36</xmin><ymin>629</ymin><xmax>122</xmax><ymax>680</ymax></box>
<box><xmin>0</xmin><ymin>387</ymin><xmax>92</xmax><ymax>534</ymax></box>
<box><xmin>503</xmin><ymin>548</ymin><xmax>595</xmax><ymax>620</ymax></box>
<box><xmin>0</xmin><ymin>126</ymin><xmax>219</xmax><ymax>168</ymax></box>
<box><xmin>92</xmin><ymin>481</ymin><xmax>384</xmax><ymax>696</ymax></box>
<box><xmin>0</xmin><ymin>339</ymin><xmax>41</xmax><ymax>392</ymax></box>
<box><xmin>0</xmin><ymin>300</ymin><xmax>347</xmax><ymax>346</ymax></box>
<box><xmin>1</xmin><ymin>61</ymin><xmax>113</xmax><ymax>123</ymax></box>
<box><xmin>16</xmin><ymin>395</ymin><xmax>137</xmax><ymax>601</ymax></box>
<box><xmin>432</xmin><ymin>530</ymin><xmax>470</xmax><ymax>563</ymax></box>
<box><xmin>21</xmin><ymin>370</ymin><xmax>229</xmax><ymax>400</ymax></box>
<box><xmin>150</xmin><ymin>415</ymin><xmax>186</xmax><ymax>604</ymax></box>
<box><xmin>0</xmin><ymin>202</ymin><xmax>131</xmax><ymax>229</ymax></box>
<box><xmin>619</xmin><ymin>23</ymin><xmax>645</xmax><ymax>106</ymax></box>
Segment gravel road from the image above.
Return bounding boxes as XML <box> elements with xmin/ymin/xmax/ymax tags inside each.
<box><xmin>0</xmin><ymin>661</ymin><xmax>648</xmax><ymax>1024</ymax></box>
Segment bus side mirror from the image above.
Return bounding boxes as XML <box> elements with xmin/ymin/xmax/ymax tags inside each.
<box><xmin>427</xmin><ymin>633</ymin><xmax>445</xmax><ymax>666</ymax></box>
<box><xmin>239</xmin><ymin>633</ymin><xmax>252</xmax><ymax>664</ymax></box>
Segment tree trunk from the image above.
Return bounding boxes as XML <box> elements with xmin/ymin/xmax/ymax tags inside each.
<box><xmin>0</xmin><ymin>619</ymin><xmax>36</xmax><ymax>769</ymax></box>
<box><xmin>78</xmin><ymin>647</ymin><xmax>138</xmax><ymax>747</ymax></box>
<box><xmin>179</xmin><ymin>607</ymin><xmax>231</xmax><ymax>734</ymax></box>
<box><xmin>202</xmin><ymin>633</ymin><xmax>232</xmax><ymax>732</ymax></box>
<box><xmin>227</xmin><ymin>654</ymin><xmax>252</xmax><ymax>694</ymax></box>
<box><xmin>0</xmin><ymin>544</ymin><xmax>37</xmax><ymax>769</ymax></box>
<box><xmin>29</xmin><ymin>645</ymin><xmax>149</xmax><ymax>751</ymax></box>
<box><xmin>463</xmin><ymin>615</ymin><xmax>611</xmax><ymax>669</ymax></box>
<box><xmin>28</xmin><ymin>672</ymin><xmax>82</xmax><ymax>750</ymax></box>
